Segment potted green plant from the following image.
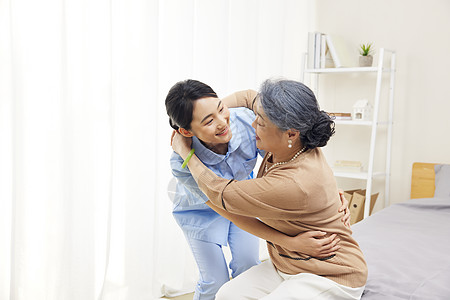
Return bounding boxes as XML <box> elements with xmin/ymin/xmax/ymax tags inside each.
<box><xmin>359</xmin><ymin>43</ymin><xmax>374</xmax><ymax>67</ymax></box>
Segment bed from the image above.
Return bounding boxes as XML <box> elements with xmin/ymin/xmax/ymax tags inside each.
<box><xmin>352</xmin><ymin>163</ymin><xmax>450</xmax><ymax>300</ymax></box>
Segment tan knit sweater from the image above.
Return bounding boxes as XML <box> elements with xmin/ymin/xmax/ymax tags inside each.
<box><xmin>198</xmin><ymin>148</ymin><xmax>368</xmax><ymax>288</ymax></box>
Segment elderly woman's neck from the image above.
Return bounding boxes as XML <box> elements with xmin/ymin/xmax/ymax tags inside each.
<box><xmin>272</xmin><ymin>145</ymin><xmax>306</xmax><ymax>164</ymax></box>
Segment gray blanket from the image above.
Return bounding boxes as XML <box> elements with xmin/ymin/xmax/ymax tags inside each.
<box><xmin>352</xmin><ymin>197</ymin><xmax>450</xmax><ymax>300</ymax></box>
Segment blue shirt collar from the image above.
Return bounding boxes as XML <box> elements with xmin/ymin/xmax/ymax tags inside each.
<box><xmin>191</xmin><ymin>115</ymin><xmax>241</xmax><ymax>165</ymax></box>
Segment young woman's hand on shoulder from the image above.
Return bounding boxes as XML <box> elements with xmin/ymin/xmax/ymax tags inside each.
<box><xmin>171</xmin><ymin>130</ymin><xmax>193</xmax><ymax>159</ymax></box>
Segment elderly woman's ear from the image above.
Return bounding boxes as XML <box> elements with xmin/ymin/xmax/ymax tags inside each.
<box><xmin>178</xmin><ymin>127</ymin><xmax>194</xmax><ymax>137</ymax></box>
<box><xmin>287</xmin><ymin>129</ymin><xmax>300</xmax><ymax>138</ymax></box>
<box><xmin>286</xmin><ymin>129</ymin><xmax>301</xmax><ymax>143</ymax></box>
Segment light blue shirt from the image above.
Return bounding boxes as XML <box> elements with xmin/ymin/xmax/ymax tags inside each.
<box><xmin>170</xmin><ymin>107</ymin><xmax>261</xmax><ymax>245</ymax></box>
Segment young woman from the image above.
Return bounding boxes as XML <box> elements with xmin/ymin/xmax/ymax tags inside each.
<box><xmin>165</xmin><ymin>79</ymin><xmax>350</xmax><ymax>300</ymax></box>
<box><xmin>171</xmin><ymin>79</ymin><xmax>367</xmax><ymax>300</ymax></box>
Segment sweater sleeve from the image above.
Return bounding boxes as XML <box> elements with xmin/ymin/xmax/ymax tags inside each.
<box><xmin>221</xmin><ymin>90</ymin><xmax>258</xmax><ymax>110</ymax></box>
<box><xmin>197</xmin><ymin>168</ymin><xmax>307</xmax><ymax>220</ymax></box>
<box><xmin>170</xmin><ymin>152</ymin><xmax>209</xmax><ymax>205</ymax></box>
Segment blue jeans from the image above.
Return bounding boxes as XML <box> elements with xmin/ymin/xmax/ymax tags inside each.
<box><xmin>186</xmin><ymin>223</ymin><xmax>260</xmax><ymax>300</ymax></box>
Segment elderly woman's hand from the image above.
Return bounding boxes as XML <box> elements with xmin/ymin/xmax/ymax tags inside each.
<box><xmin>338</xmin><ymin>190</ymin><xmax>351</xmax><ymax>227</ymax></box>
<box><xmin>171</xmin><ymin>130</ymin><xmax>193</xmax><ymax>159</ymax></box>
<box><xmin>285</xmin><ymin>231</ymin><xmax>340</xmax><ymax>258</ymax></box>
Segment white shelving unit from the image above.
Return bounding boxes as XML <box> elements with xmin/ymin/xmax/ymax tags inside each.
<box><xmin>301</xmin><ymin>48</ymin><xmax>396</xmax><ymax>219</ymax></box>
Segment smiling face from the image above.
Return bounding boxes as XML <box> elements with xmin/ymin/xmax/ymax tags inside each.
<box><xmin>182</xmin><ymin>97</ymin><xmax>232</xmax><ymax>149</ymax></box>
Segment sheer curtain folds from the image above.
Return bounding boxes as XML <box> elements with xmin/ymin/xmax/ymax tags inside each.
<box><xmin>0</xmin><ymin>0</ymin><xmax>310</xmax><ymax>299</ymax></box>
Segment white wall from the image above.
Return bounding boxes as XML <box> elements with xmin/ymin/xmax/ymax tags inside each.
<box><xmin>313</xmin><ymin>0</ymin><xmax>450</xmax><ymax>207</ymax></box>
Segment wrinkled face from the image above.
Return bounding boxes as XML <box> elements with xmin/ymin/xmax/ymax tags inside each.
<box><xmin>251</xmin><ymin>99</ymin><xmax>284</xmax><ymax>153</ymax></box>
<box><xmin>188</xmin><ymin>97</ymin><xmax>232</xmax><ymax>145</ymax></box>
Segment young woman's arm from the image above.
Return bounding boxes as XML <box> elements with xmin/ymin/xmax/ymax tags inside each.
<box><xmin>205</xmin><ymin>200</ymin><xmax>340</xmax><ymax>258</ymax></box>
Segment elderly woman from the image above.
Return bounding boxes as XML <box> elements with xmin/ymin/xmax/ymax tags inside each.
<box><xmin>171</xmin><ymin>79</ymin><xmax>367</xmax><ymax>299</ymax></box>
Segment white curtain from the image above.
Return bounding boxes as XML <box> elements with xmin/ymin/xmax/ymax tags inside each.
<box><xmin>0</xmin><ymin>0</ymin><xmax>310</xmax><ymax>299</ymax></box>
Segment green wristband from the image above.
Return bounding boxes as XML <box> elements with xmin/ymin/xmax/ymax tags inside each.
<box><xmin>181</xmin><ymin>148</ymin><xmax>195</xmax><ymax>169</ymax></box>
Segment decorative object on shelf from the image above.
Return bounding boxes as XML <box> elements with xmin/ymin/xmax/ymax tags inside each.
<box><xmin>352</xmin><ymin>99</ymin><xmax>372</xmax><ymax>121</ymax></box>
<box><xmin>359</xmin><ymin>42</ymin><xmax>374</xmax><ymax>67</ymax></box>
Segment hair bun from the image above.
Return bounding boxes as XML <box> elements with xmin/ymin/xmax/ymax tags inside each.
<box><xmin>303</xmin><ymin>111</ymin><xmax>335</xmax><ymax>148</ymax></box>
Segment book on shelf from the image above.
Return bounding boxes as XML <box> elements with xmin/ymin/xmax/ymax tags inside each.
<box><xmin>307</xmin><ymin>32</ymin><xmax>350</xmax><ymax>69</ymax></box>
<box><xmin>333</xmin><ymin>160</ymin><xmax>363</xmax><ymax>172</ymax></box>
<box><xmin>307</xmin><ymin>32</ymin><xmax>323</xmax><ymax>69</ymax></box>
<box><xmin>329</xmin><ymin>112</ymin><xmax>352</xmax><ymax>120</ymax></box>
<box><xmin>314</xmin><ymin>32</ymin><xmax>321</xmax><ymax>69</ymax></box>
<box><xmin>320</xmin><ymin>34</ymin><xmax>327</xmax><ymax>68</ymax></box>
<box><xmin>325</xmin><ymin>34</ymin><xmax>354</xmax><ymax>68</ymax></box>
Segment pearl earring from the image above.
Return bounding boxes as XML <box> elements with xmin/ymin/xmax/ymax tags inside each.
<box><xmin>288</xmin><ymin>140</ymin><xmax>293</xmax><ymax>148</ymax></box>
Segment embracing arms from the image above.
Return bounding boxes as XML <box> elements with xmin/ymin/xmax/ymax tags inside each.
<box><xmin>205</xmin><ymin>201</ymin><xmax>341</xmax><ymax>257</ymax></box>
<box><xmin>172</xmin><ymin>153</ymin><xmax>346</xmax><ymax>257</ymax></box>
<box><xmin>171</xmin><ymin>134</ymin><xmax>350</xmax><ymax>257</ymax></box>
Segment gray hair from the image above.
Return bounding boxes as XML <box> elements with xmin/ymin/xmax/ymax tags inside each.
<box><xmin>259</xmin><ymin>79</ymin><xmax>335</xmax><ymax>149</ymax></box>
